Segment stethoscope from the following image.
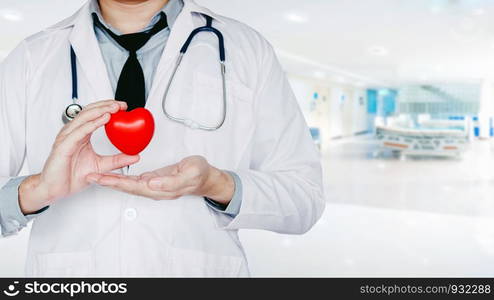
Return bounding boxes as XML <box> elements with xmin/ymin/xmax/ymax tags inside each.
<box><xmin>64</xmin><ymin>14</ymin><xmax>227</xmax><ymax>131</ymax></box>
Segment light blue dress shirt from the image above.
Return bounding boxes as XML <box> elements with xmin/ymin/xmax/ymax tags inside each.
<box><xmin>0</xmin><ymin>0</ymin><xmax>242</xmax><ymax>236</ymax></box>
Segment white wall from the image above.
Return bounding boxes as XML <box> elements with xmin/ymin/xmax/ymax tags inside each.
<box><xmin>479</xmin><ymin>80</ymin><xmax>494</xmax><ymax>139</ymax></box>
<box><xmin>352</xmin><ymin>89</ymin><xmax>369</xmax><ymax>134</ymax></box>
<box><xmin>286</xmin><ymin>74</ymin><xmax>370</xmax><ymax>149</ymax></box>
<box><xmin>328</xmin><ymin>87</ymin><xmax>345</xmax><ymax>138</ymax></box>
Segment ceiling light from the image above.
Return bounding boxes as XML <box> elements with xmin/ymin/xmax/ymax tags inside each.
<box><xmin>367</xmin><ymin>46</ymin><xmax>389</xmax><ymax>56</ymax></box>
<box><xmin>472</xmin><ymin>8</ymin><xmax>485</xmax><ymax>16</ymax></box>
<box><xmin>0</xmin><ymin>9</ymin><xmax>23</xmax><ymax>22</ymax></box>
<box><xmin>284</xmin><ymin>12</ymin><xmax>308</xmax><ymax>23</ymax></box>
<box><xmin>313</xmin><ymin>71</ymin><xmax>326</xmax><ymax>79</ymax></box>
<box><xmin>429</xmin><ymin>4</ymin><xmax>443</xmax><ymax>14</ymax></box>
<box><xmin>441</xmin><ymin>185</ymin><xmax>452</xmax><ymax>192</ymax></box>
<box><xmin>418</xmin><ymin>74</ymin><xmax>430</xmax><ymax>82</ymax></box>
<box><xmin>336</xmin><ymin>76</ymin><xmax>346</xmax><ymax>83</ymax></box>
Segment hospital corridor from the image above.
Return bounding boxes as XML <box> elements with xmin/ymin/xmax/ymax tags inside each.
<box><xmin>2</xmin><ymin>0</ymin><xmax>494</xmax><ymax>278</ymax></box>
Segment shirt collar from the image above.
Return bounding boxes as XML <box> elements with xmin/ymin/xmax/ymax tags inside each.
<box><xmin>89</xmin><ymin>0</ymin><xmax>184</xmax><ymax>34</ymax></box>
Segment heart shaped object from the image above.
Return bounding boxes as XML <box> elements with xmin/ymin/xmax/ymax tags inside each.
<box><xmin>105</xmin><ymin>108</ymin><xmax>155</xmax><ymax>155</ymax></box>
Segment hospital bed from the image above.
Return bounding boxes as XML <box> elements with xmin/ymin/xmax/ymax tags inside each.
<box><xmin>375</xmin><ymin>125</ymin><xmax>469</xmax><ymax>158</ymax></box>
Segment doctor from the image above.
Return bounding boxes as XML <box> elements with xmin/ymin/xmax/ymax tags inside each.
<box><xmin>0</xmin><ymin>0</ymin><xmax>324</xmax><ymax>277</ymax></box>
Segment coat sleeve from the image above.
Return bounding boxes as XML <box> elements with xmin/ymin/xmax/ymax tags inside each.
<box><xmin>214</xmin><ymin>42</ymin><xmax>325</xmax><ymax>234</ymax></box>
<box><xmin>0</xmin><ymin>42</ymin><xmax>32</xmax><ymax>236</ymax></box>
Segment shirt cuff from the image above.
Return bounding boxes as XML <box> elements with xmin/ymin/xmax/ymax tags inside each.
<box><xmin>204</xmin><ymin>171</ymin><xmax>242</xmax><ymax>217</ymax></box>
<box><xmin>0</xmin><ymin>176</ymin><xmax>48</xmax><ymax>237</ymax></box>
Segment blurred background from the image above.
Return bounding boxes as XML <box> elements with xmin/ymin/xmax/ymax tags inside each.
<box><xmin>1</xmin><ymin>0</ymin><xmax>494</xmax><ymax>277</ymax></box>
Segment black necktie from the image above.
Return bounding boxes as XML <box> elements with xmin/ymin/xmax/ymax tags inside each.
<box><xmin>92</xmin><ymin>13</ymin><xmax>168</xmax><ymax>111</ymax></box>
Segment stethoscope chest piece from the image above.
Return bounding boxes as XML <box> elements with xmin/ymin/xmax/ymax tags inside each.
<box><xmin>62</xmin><ymin>103</ymin><xmax>83</xmax><ymax>124</ymax></box>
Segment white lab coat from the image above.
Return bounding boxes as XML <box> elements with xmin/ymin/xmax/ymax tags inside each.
<box><xmin>0</xmin><ymin>0</ymin><xmax>324</xmax><ymax>277</ymax></box>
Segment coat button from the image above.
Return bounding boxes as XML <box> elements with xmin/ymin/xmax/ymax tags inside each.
<box><xmin>124</xmin><ymin>208</ymin><xmax>137</xmax><ymax>221</ymax></box>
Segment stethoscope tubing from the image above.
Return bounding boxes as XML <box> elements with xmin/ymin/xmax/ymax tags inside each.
<box><xmin>70</xmin><ymin>46</ymin><xmax>78</xmax><ymax>102</ymax></box>
<box><xmin>68</xmin><ymin>14</ymin><xmax>227</xmax><ymax>131</ymax></box>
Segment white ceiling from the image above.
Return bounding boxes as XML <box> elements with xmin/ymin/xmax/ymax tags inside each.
<box><xmin>1</xmin><ymin>0</ymin><xmax>494</xmax><ymax>87</ymax></box>
<box><xmin>197</xmin><ymin>0</ymin><xmax>494</xmax><ymax>87</ymax></box>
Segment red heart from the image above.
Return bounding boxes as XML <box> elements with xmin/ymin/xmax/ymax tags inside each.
<box><xmin>105</xmin><ymin>108</ymin><xmax>155</xmax><ymax>155</ymax></box>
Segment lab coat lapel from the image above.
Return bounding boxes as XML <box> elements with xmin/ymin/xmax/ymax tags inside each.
<box><xmin>146</xmin><ymin>1</ymin><xmax>195</xmax><ymax>106</ymax></box>
<box><xmin>67</xmin><ymin>2</ymin><xmax>117</xmax><ymax>158</ymax></box>
<box><xmin>68</xmin><ymin>2</ymin><xmax>113</xmax><ymax>102</ymax></box>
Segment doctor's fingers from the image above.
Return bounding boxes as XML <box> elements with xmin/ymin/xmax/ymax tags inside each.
<box><xmin>59</xmin><ymin>103</ymin><xmax>123</xmax><ymax>137</ymax></box>
<box><xmin>97</xmin><ymin>153</ymin><xmax>140</xmax><ymax>173</ymax></box>
<box><xmin>59</xmin><ymin>103</ymin><xmax>117</xmax><ymax>138</ymax></box>
<box><xmin>147</xmin><ymin>174</ymin><xmax>194</xmax><ymax>192</ymax></box>
<box><xmin>55</xmin><ymin>113</ymin><xmax>111</xmax><ymax>155</ymax></box>
<box><xmin>89</xmin><ymin>174</ymin><xmax>180</xmax><ymax>200</ymax></box>
<box><xmin>86</xmin><ymin>173</ymin><xmax>140</xmax><ymax>183</ymax></box>
<box><xmin>84</xmin><ymin>100</ymin><xmax>127</xmax><ymax>111</ymax></box>
<box><xmin>139</xmin><ymin>164</ymin><xmax>179</xmax><ymax>181</ymax></box>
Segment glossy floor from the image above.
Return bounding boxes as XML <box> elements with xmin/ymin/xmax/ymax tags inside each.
<box><xmin>243</xmin><ymin>137</ymin><xmax>494</xmax><ymax>277</ymax></box>
<box><xmin>1</xmin><ymin>136</ymin><xmax>494</xmax><ymax>277</ymax></box>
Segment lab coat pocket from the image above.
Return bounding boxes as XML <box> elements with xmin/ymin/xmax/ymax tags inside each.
<box><xmin>35</xmin><ymin>251</ymin><xmax>94</xmax><ymax>277</ymax></box>
<box><xmin>165</xmin><ymin>247</ymin><xmax>243</xmax><ymax>277</ymax></box>
<box><xmin>185</xmin><ymin>72</ymin><xmax>255</xmax><ymax>168</ymax></box>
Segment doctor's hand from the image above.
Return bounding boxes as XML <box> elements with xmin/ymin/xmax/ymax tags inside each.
<box><xmin>18</xmin><ymin>100</ymin><xmax>140</xmax><ymax>214</ymax></box>
<box><xmin>87</xmin><ymin>156</ymin><xmax>235</xmax><ymax>204</ymax></box>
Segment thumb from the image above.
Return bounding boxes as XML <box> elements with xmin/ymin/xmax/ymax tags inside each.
<box><xmin>97</xmin><ymin>153</ymin><xmax>140</xmax><ymax>172</ymax></box>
